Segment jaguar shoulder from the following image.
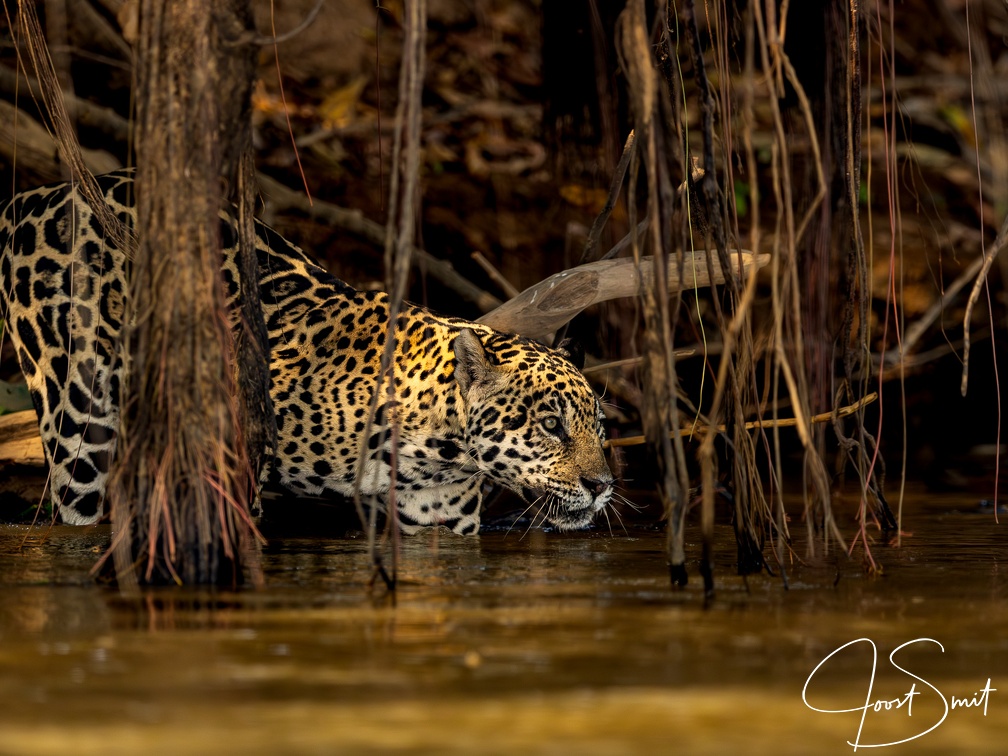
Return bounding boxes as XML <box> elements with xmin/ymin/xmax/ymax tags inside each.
<box><xmin>0</xmin><ymin>170</ymin><xmax>614</xmax><ymax>534</ymax></box>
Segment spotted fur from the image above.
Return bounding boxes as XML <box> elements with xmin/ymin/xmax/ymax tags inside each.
<box><xmin>0</xmin><ymin>171</ymin><xmax>614</xmax><ymax>534</ymax></box>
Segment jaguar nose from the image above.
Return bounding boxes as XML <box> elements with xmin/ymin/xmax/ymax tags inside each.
<box><xmin>580</xmin><ymin>476</ymin><xmax>613</xmax><ymax>498</ymax></box>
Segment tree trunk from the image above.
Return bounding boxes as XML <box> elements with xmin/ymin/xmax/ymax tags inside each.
<box><xmin>108</xmin><ymin>0</ymin><xmax>266</xmax><ymax>586</ymax></box>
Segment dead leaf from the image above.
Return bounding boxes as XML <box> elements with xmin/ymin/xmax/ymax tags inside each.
<box><xmin>318</xmin><ymin>75</ymin><xmax>368</xmax><ymax>129</ymax></box>
<box><xmin>559</xmin><ymin>184</ymin><xmax>609</xmax><ymax>213</ymax></box>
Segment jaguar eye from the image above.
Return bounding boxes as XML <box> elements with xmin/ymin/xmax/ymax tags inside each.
<box><xmin>541</xmin><ymin>416</ymin><xmax>561</xmax><ymax>433</ymax></box>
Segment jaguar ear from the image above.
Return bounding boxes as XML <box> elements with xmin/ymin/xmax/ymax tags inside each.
<box><xmin>556</xmin><ymin>338</ymin><xmax>585</xmax><ymax>371</ymax></box>
<box><xmin>453</xmin><ymin>328</ymin><xmax>493</xmax><ymax>396</ymax></box>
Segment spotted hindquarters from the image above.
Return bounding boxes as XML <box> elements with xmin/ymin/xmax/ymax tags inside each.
<box><xmin>1</xmin><ymin>174</ymin><xmax>133</xmax><ymax>524</ymax></box>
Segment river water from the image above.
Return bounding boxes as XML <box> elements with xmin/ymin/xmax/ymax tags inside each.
<box><xmin>0</xmin><ymin>490</ymin><xmax>1005</xmax><ymax>754</ymax></box>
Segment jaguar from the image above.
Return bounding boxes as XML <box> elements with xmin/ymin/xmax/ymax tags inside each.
<box><xmin>0</xmin><ymin>170</ymin><xmax>614</xmax><ymax>535</ymax></box>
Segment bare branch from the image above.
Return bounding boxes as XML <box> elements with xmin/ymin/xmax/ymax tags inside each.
<box><xmin>478</xmin><ymin>250</ymin><xmax>770</xmax><ymax>340</ymax></box>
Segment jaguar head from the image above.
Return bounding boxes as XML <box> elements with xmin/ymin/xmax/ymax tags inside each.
<box><xmin>453</xmin><ymin>327</ymin><xmax>614</xmax><ymax>530</ymax></box>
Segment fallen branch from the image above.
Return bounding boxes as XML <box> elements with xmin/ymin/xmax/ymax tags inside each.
<box><xmin>470</xmin><ymin>250</ymin><xmax>520</xmax><ymax>298</ymax></box>
<box><xmin>604</xmin><ymin>391</ymin><xmax>878</xmax><ymax>448</ymax></box>
<box><xmin>0</xmin><ymin>100</ymin><xmax>121</xmax><ymax>182</ymax></box>
<box><xmin>478</xmin><ymin>250</ymin><xmax>770</xmax><ymax>340</ymax></box>
<box><xmin>0</xmin><ymin>89</ymin><xmax>504</xmax><ymax>315</ymax></box>
<box><xmin>0</xmin><ymin>63</ymin><xmax>131</xmax><ymax>144</ymax></box>
<box><xmin>256</xmin><ymin>172</ymin><xmax>503</xmax><ymax>313</ymax></box>
<box><xmin>0</xmin><ymin>410</ymin><xmax>44</xmax><ymax>464</ymax></box>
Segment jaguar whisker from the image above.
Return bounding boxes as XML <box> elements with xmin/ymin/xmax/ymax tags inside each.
<box><xmin>507</xmin><ymin>494</ymin><xmax>544</xmax><ymax>538</ymax></box>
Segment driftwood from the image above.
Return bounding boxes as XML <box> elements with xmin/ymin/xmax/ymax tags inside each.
<box><xmin>478</xmin><ymin>250</ymin><xmax>770</xmax><ymax>340</ymax></box>
<box><xmin>0</xmin><ymin>410</ymin><xmax>44</xmax><ymax>465</ymax></box>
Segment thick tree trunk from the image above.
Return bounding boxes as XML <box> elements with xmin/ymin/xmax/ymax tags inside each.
<box><xmin>108</xmin><ymin>0</ymin><xmax>265</xmax><ymax>586</ymax></box>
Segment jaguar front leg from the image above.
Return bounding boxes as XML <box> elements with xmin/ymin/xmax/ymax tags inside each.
<box><xmin>394</xmin><ymin>475</ymin><xmax>483</xmax><ymax>536</ymax></box>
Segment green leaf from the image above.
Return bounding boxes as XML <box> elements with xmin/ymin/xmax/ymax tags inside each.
<box><xmin>733</xmin><ymin>179</ymin><xmax>749</xmax><ymax>218</ymax></box>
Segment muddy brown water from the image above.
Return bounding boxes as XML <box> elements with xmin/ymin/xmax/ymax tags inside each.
<box><xmin>0</xmin><ymin>491</ymin><xmax>1005</xmax><ymax>755</ymax></box>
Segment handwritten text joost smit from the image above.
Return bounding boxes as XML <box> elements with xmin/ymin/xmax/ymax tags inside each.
<box><xmin>802</xmin><ymin>638</ymin><xmax>995</xmax><ymax>750</ymax></box>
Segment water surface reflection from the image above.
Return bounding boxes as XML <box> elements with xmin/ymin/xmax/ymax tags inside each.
<box><xmin>0</xmin><ymin>493</ymin><xmax>1004</xmax><ymax>754</ymax></box>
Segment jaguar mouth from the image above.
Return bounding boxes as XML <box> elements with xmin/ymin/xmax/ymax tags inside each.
<box><xmin>519</xmin><ymin>486</ymin><xmax>604</xmax><ymax>531</ymax></box>
<box><xmin>548</xmin><ymin>504</ymin><xmax>602</xmax><ymax>531</ymax></box>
